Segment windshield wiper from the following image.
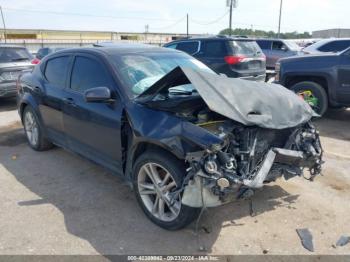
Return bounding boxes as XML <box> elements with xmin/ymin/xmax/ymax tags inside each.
<box><xmin>11</xmin><ymin>58</ymin><xmax>29</xmax><ymax>62</ymax></box>
<box><xmin>169</xmin><ymin>89</ymin><xmax>197</xmax><ymax>95</ymax></box>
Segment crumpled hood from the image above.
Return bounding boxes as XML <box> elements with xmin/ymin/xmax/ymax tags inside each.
<box><xmin>138</xmin><ymin>66</ymin><xmax>317</xmax><ymax>129</ymax></box>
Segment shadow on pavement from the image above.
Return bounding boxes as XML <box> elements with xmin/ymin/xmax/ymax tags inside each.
<box><xmin>0</xmin><ymin>98</ymin><xmax>17</xmax><ymax>112</ymax></box>
<box><xmin>0</xmin><ymin>134</ymin><xmax>300</xmax><ymax>254</ymax></box>
<box><xmin>314</xmin><ymin>108</ymin><xmax>350</xmax><ymax>141</ymax></box>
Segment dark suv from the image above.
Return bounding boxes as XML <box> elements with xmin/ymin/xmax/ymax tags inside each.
<box><xmin>0</xmin><ymin>45</ymin><xmax>34</xmax><ymax>98</ymax></box>
<box><xmin>164</xmin><ymin>36</ymin><xmax>266</xmax><ymax>81</ymax></box>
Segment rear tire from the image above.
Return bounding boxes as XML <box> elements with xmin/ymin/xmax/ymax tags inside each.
<box><xmin>291</xmin><ymin>81</ymin><xmax>328</xmax><ymax>116</ymax></box>
<box><xmin>132</xmin><ymin>149</ymin><xmax>200</xmax><ymax>230</ymax></box>
<box><xmin>23</xmin><ymin>106</ymin><xmax>53</xmax><ymax>151</ymax></box>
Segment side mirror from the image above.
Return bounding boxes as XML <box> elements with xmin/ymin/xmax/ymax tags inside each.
<box><xmin>84</xmin><ymin>86</ymin><xmax>113</xmax><ymax>103</ymax></box>
<box><xmin>281</xmin><ymin>45</ymin><xmax>288</xmax><ymax>52</ymax></box>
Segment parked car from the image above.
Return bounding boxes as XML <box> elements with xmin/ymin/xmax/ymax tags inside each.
<box><xmin>17</xmin><ymin>44</ymin><xmax>322</xmax><ymax>230</ymax></box>
<box><xmin>253</xmin><ymin>39</ymin><xmax>303</xmax><ymax>70</ymax></box>
<box><xmin>275</xmin><ymin>47</ymin><xmax>350</xmax><ymax>115</ymax></box>
<box><xmin>303</xmin><ymin>38</ymin><xmax>350</xmax><ymax>54</ymax></box>
<box><xmin>163</xmin><ymin>36</ymin><xmax>266</xmax><ymax>82</ymax></box>
<box><xmin>35</xmin><ymin>47</ymin><xmax>65</xmax><ymax>61</ymax></box>
<box><xmin>0</xmin><ymin>45</ymin><xmax>35</xmax><ymax>99</ymax></box>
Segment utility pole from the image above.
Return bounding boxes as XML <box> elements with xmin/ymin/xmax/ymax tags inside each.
<box><xmin>186</xmin><ymin>14</ymin><xmax>189</xmax><ymax>37</ymax></box>
<box><xmin>145</xmin><ymin>24</ymin><xmax>149</xmax><ymax>41</ymax></box>
<box><xmin>277</xmin><ymin>0</ymin><xmax>283</xmax><ymax>39</ymax></box>
<box><xmin>0</xmin><ymin>6</ymin><xmax>7</xmax><ymax>43</ymax></box>
<box><xmin>227</xmin><ymin>0</ymin><xmax>237</xmax><ymax>36</ymax></box>
<box><xmin>229</xmin><ymin>0</ymin><xmax>233</xmax><ymax>36</ymax></box>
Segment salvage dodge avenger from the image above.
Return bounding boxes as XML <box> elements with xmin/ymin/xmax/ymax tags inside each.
<box><xmin>17</xmin><ymin>44</ymin><xmax>323</xmax><ymax>230</ymax></box>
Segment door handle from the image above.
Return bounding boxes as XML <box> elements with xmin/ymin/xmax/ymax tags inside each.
<box><xmin>33</xmin><ymin>86</ymin><xmax>42</xmax><ymax>93</ymax></box>
<box><xmin>63</xmin><ymin>97</ymin><xmax>77</xmax><ymax>107</ymax></box>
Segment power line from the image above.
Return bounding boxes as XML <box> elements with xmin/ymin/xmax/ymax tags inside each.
<box><xmin>190</xmin><ymin>11</ymin><xmax>229</xmax><ymax>25</ymax></box>
<box><xmin>2</xmin><ymin>7</ymin><xmax>182</xmax><ymax>22</ymax></box>
<box><xmin>150</xmin><ymin>15</ymin><xmax>187</xmax><ymax>30</ymax></box>
<box><xmin>2</xmin><ymin>6</ymin><xmax>303</xmax><ymax>33</ymax></box>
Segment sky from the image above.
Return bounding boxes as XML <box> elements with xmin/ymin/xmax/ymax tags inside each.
<box><xmin>0</xmin><ymin>0</ymin><xmax>348</xmax><ymax>34</ymax></box>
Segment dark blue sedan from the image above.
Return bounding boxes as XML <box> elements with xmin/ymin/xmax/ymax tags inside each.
<box><xmin>17</xmin><ymin>44</ymin><xmax>323</xmax><ymax>230</ymax></box>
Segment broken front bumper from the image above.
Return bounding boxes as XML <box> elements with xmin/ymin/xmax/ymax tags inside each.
<box><xmin>181</xmin><ymin>147</ymin><xmax>316</xmax><ymax>208</ymax></box>
<box><xmin>182</xmin><ymin>124</ymin><xmax>322</xmax><ymax>207</ymax></box>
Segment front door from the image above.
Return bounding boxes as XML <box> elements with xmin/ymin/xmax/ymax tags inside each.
<box><xmin>62</xmin><ymin>54</ymin><xmax>124</xmax><ymax>174</ymax></box>
<box><xmin>337</xmin><ymin>51</ymin><xmax>350</xmax><ymax>104</ymax></box>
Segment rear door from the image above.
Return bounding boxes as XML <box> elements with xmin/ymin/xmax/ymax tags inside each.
<box><xmin>175</xmin><ymin>41</ymin><xmax>200</xmax><ymax>56</ymax></box>
<box><xmin>62</xmin><ymin>54</ymin><xmax>124</xmax><ymax>173</ymax></box>
<box><xmin>194</xmin><ymin>40</ymin><xmax>228</xmax><ymax>73</ymax></box>
<box><xmin>39</xmin><ymin>55</ymin><xmax>72</xmax><ymax>146</ymax></box>
<box><xmin>256</xmin><ymin>40</ymin><xmax>274</xmax><ymax>69</ymax></box>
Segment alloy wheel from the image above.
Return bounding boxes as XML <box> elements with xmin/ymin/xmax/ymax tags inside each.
<box><xmin>137</xmin><ymin>163</ymin><xmax>181</xmax><ymax>222</ymax></box>
<box><xmin>24</xmin><ymin>110</ymin><xmax>39</xmax><ymax>147</ymax></box>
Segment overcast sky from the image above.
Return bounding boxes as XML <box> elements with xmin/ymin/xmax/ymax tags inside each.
<box><xmin>0</xmin><ymin>0</ymin><xmax>348</xmax><ymax>34</ymax></box>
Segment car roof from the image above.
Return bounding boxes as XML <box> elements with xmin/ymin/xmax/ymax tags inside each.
<box><xmin>166</xmin><ymin>36</ymin><xmax>253</xmax><ymax>44</ymax></box>
<box><xmin>245</xmin><ymin>38</ymin><xmax>290</xmax><ymax>42</ymax></box>
<box><xmin>0</xmin><ymin>45</ymin><xmax>28</xmax><ymax>49</ymax></box>
<box><xmin>54</xmin><ymin>43</ymin><xmax>182</xmax><ymax>56</ymax></box>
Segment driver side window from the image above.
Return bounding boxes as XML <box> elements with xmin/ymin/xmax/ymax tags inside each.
<box><xmin>272</xmin><ymin>41</ymin><xmax>287</xmax><ymax>51</ymax></box>
<box><xmin>70</xmin><ymin>56</ymin><xmax>112</xmax><ymax>93</ymax></box>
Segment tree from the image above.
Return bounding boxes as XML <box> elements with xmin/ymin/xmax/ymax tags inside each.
<box><xmin>219</xmin><ymin>28</ymin><xmax>311</xmax><ymax>39</ymax></box>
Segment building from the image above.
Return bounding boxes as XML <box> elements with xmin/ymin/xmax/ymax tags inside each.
<box><xmin>0</xmin><ymin>28</ymin><xmax>200</xmax><ymax>52</ymax></box>
<box><xmin>312</xmin><ymin>29</ymin><xmax>350</xmax><ymax>38</ymax></box>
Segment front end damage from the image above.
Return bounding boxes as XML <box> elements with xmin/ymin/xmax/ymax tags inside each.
<box><xmin>179</xmin><ymin>121</ymin><xmax>323</xmax><ymax>208</ymax></box>
<box><xmin>136</xmin><ymin>66</ymin><xmax>323</xmax><ymax>208</ymax></box>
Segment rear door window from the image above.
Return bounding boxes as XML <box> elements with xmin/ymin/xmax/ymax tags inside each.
<box><xmin>176</xmin><ymin>41</ymin><xmax>199</xmax><ymax>55</ymax></box>
<box><xmin>202</xmin><ymin>41</ymin><xmax>227</xmax><ymax>57</ymax></box>
<box><xmin>319</xmin><ymin>40</ymin><xmax>350</xmax><ymax>52</ymax></box>
<box><xmin>256</xmin><ymin>40</ymin><xmax>271</xmax><ymax>50</ymax></box>
<box><xmin>272</xmin><ymin>41</ymin><xmax>287</xmax><ymax>51</ymax></box>
<box><xmin>0</xmin><ymin>47</ymin><xmax>33</xmax><ymax>63</ymax></box>
<box><xmin>44</xmin><ymin>56</ymin><xmax>70</xmax><ymax>87</ymax></box>
<box><xmin>70</xmin><ymin>56</ymin><xmax>112</xmax><ymax>93</ymax></box>
<box><xmin>230</xmin><ymin>41</ymin><xmax>261</xmax><ymax>55</ymax></box>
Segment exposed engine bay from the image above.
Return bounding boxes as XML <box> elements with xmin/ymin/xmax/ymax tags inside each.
<box><xmin>137</xmin><ymin>66</ymin><xmax>323</xmax><ymax>208</ymax></box>
<box><xmin>173</xmin><ymin>107</ymin><xmax>323</xmax><ymax>208</ymax></box>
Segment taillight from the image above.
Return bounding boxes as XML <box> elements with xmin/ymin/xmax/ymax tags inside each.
<box><xmin>224</xmin><ymin>55</ymin><xmax>246</xmax><ymax>65</ymax></box>
<box><xmin>261</xmin><ymin>54</ymin><xmax>266</xmax><ymax>61</ymax></box>
<box><xmin>31</xmin><ymin>58</ymin><xmax>40</xmax><ymax>65</ymax></box>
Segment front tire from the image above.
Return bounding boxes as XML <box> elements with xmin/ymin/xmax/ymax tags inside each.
<box><xmin>291</xmin><ymin>81</ymin><xmax>328</xmax><ymax>116</ymax></box>
<box><xmin>133</xmin><ymin>150</ymin><xmax>200</xmax><ymax>230</ymax></box>
<box><xmin>23</xmin><ymin>106</ymin><xmax>53</xmax><ymax>151</ymax></box>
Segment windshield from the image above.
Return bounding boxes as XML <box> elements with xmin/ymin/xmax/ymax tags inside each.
<box><xmin>0</xmin><ymin>47</ymin><xmax>33</xmax><ymax>63</ymax></box>
<box><xmin>112</xmin><ymin>52</ymin><xmax>214</xmax><ymax>98</ymax></box>
<box><xmin>284</xmin><ymin>40</ymin><xmax>301</xmax><ymax>51</ymax></box>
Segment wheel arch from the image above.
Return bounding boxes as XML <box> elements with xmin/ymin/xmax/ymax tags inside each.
<box><xmin>284</xmin><ymin>75</ymin><xmax>329</xmax><ymax>97</ymax></box>
<box><xmin>19</xmin><ymin>95</ymin><xmax>40</xmax><ymax>123</ymax></box>
<box><xmin>125</xmin><ymin>140</ymin><xmax>187</xmax><ymax>182</ymax></box>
